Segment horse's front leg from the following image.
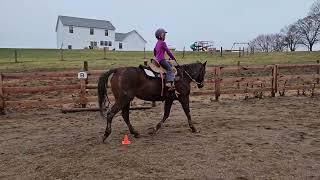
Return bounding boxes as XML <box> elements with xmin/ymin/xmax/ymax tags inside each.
<box><xmin>178</xmin><ymin>96</ymin><xmax>199</xmax><ymax>133</ymax></box>
<box><xmin>150</xmin><ymin>99</ymin><xmax>174</xmax><ymax>134</ymax></box>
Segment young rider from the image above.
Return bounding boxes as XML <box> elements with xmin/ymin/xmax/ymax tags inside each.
<box><xmin>153</xmin><ymin>28</ymin><xmax>176</xmax><ymax>89</ymax></box>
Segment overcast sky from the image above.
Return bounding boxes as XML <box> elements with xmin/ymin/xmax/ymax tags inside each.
<box><xmin>0</xmin><ymin>0</ymin><xmax>316</xmax><ymax>50</ymax></box>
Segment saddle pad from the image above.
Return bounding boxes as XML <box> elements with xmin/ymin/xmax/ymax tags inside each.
<box><xmin>144</xmin><ymin>68</ymin><xmax>156</xmax><ymax>78</ymax></box>
<box><xmin>139</xmin><ymin>65</ymin><xmax>163</xmax><ymax>79</ymax></box>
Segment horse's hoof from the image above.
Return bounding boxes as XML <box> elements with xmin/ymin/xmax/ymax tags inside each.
<box><xmin>102</xmin><ymin>136</ymin><xmax>107</xmax><ymax>143</ymax></box>
<box><xmin>148</xmin><ymin>127</ymin><xmax>157</xmax><ymax>135</ymax></box>
<box><xmin>102</xmin><ymin>132</ymin><xmax>110</xmax><ymax>143</ymax></box>
<box><xmin>190</xmin><ymin>127</ymin><xmax>200</xmax><ymax>133</ymax></box>
<box><xmin>133</xmin><ymin>133</ymin><xmax>141</xmax><ymax>138</ymax></box>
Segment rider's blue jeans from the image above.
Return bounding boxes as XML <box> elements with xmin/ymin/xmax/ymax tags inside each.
<box><xmin>159</xmin><ymin>60</ymin><xmax>175</xmax><ymax>82</ymax></box>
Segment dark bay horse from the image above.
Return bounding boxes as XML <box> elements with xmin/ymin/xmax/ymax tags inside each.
<box><xmin>98</xmin><ymin>61</ymin><xmax>207</xmax><ymax>142</ymax></box>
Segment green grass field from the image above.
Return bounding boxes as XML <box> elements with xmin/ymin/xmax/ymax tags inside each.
<box><xmin>0</xmin><ymin>48</ymin><xmax>319</xmax><ymax>72</ymax></box>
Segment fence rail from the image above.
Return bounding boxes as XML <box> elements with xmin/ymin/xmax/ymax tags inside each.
<box><xmin>0</xmin><ymin>60</ymin><xmax>320</xmax><ymax>114</ymax></box>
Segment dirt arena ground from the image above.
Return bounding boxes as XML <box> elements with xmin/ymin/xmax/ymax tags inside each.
<box><xmin>0</xmin><ymin>96</ymin><xmax>320</xmax><ymax>180</ymax></box>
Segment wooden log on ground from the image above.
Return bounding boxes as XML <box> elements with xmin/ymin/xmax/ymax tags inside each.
<box><xmin>5</xmin><ymin>96</ymin><xmax>114</xmax><ymax>108</ymax></box>
<box><xmin>3</xmin><ymin>84</ymin><xmax>80</xmax><ymax>94</ymax></box>
<box><xmin>2</xmin><ymin>71</ymin><xmax>79</xmax><ymax>80</ymax></box>
<box><xmin>6</xmin><ymin>98</ymin><xmax>76</xmax><ymax>107</ymax></box>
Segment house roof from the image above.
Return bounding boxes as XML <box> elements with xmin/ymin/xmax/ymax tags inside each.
<box><xmin>56</xmin><ymin>15</ymin><xmax>116</xmax><ymax>31</ymax></box>
<box><xmin>115</xmin><ymin>30</ymin><xmax>147</xmax><ymax>43</ymax></box>
<box><xmin>115</xmin><ymin>32</ymin><xmax>128</xmax><ymax>42</ymax></box>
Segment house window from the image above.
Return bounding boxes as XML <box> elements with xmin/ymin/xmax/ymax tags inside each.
<box><xmin>104</xmin><ymin>41</ymin><xmax>108</xmax><ymax>46</ymax></box>
<box><xmin>105</xmin><ymin>30</ymin><xmax>108</xmax><ymax>36</ymax></box>
<box><xmin>68</xmin><ymin>45</ymin><xmax>72</xmax><ymax>49</ymax></box>
<box><xmin>69</xmin><ymin>26</ymin><xmax>73</xmax><ymax>33</ymax></box>
<box><xmin>100</xmin><ymin>41</ymin><xmax>104</xmax><ymax>46</ymax></box>
<box><xmin>90</xmin><ymin>41</ymin><xmax>97</xmax><ymax>48</ymax></box>
<box><xmin>109</xmin><ymin>41</ymin><xmax>112</xmax><ymax>46</ymax></box>
<box><xmin>90</xmin><ymin>28</ymin><xmax>94</xmax><ymax>35</ymax></box>
<box><xmin>119</xmin><ymin>42</ymin><xmax>123</xmax><ymax>49</ymax></box>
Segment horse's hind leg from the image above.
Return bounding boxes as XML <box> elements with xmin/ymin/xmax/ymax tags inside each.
<box><xmin>103</xmin><ymin>103</ymin><xmax>121</xmax><ymax>142</ymax></box>
<box><xmin>122</xmin><ymin>103</ymin><xmax>140</xmax><ymax>138</ymax></box>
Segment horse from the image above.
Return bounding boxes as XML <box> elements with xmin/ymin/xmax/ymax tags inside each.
<box><xmin>98</xmin><ymin>61</ymin><xmax>207</xmax><ymax>142</ymax></box>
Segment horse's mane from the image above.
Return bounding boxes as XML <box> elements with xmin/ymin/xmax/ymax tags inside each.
<box><xmin>178</xmin><ymin>62</ymin><xmax>202</xmax><ymax>70</ymax></box>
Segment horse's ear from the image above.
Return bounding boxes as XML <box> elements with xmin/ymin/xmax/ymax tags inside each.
<box><xmin>203</xmin><ymin>61</ymin><xmax>207</xmax><ymax>66</ymax></box>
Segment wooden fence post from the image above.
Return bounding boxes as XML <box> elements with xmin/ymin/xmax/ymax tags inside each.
<box><xmin>271</xmin><ymin>64</ymin><xmax>278</xmax><ymax>97</ymax></box>
<box><xmin>220</xmin><ymin>47</ymin><xmax>223</xmax><ymax>57</ymax></box>
<box><xmin>0</xmin><ymin>73</ymin><xmax>5</xmax><ymax>115</ymax></box>
<box><xmin>80</xmin><ymin>61</ymin><xmax>88</xmax><ymax>108</ymax></box>
<box><xmin>182</xmin><ymin>46</ymin><xmax>185</xmax><ymax>59</ymax></box>
<box><xmin>239</xmin><ymin>47</ymin><xmax>241</xmax><ymax>57</ymax></box>
<box><xmin>214</xmin><ymin>66</ymin><xmax>221</xmax><ymax>101</ymax></box>
<box><xmin>143</xmin><ymin>47</ymin><xmax>146</xmax><ymax>59</ymax></box>
<box><xmin>60</xmin><ymin>48</ymin><xmax>64</xmax><ymax>61</ymax></box>
<box><xmin>317</xmin><ymin>60</ymin><xmax>319</xmax><ymax>84</ymax></box>
<box><xmin>14</xmin><ymin>49</ymin><xmax>18</xmax><ymax>63</ymax></box>
<box><xmin>104</xmin><ymin>47</ymin><xmax>107</xmax><ymax>59</ymax></box>
<box><xmin>84</xmin><ymin>61</ymin><xmax>89</xmax><ymax>85</ymax></box>
<box><xmin>242</xmin><ymin>47</ymin><xmax>245</xmax><ymax>56</ymax></box>
<box><xmin>237</xmin><ymin>61</ymin><xmax>240</xmax><ymax>89</ymax></box>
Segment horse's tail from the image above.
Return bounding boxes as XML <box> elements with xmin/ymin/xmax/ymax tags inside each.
<box><xmin>98</xmin><ymin>69</ymin><xmax>116</xmax><ymax>117</ymax></box>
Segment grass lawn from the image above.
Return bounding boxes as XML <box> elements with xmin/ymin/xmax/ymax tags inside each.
<box><xmin>0</xmin><ymin>48</ymin><xmax>319</xmax><ymax>72</ymax></box>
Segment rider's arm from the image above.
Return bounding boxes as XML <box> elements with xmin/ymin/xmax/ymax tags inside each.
<box><xmin>162</xmin><ymin>41</ymin><xmax>176</xmax><ymax>60</ymax></box>
<box><xmin>153</xmin><ymin>48</ymin><xmax>157</xmax><ymax>57</ymax></box>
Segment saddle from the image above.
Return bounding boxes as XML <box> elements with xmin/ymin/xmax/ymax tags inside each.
<box><xmin>139</xmin><ymin>59</ymin><xmax>177</xmax><ymax>79</ymax></box>
<box><xmin>139</xmin><ymin>59</ymin><xmax>178</xmax><ymax>96</ymax></box>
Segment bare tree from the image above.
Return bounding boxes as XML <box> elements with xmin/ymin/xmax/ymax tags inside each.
<box><xmin>250</xmin><ymin>34</ymin><xmax>285</xmax><ymax>52</ymax></box>
<box><xmin>270</xmin><ymin>33</ymin><xmax>286</xmax><ymax>52</ymax></box>
<box><xmin>250</xmin><ymin>34</ymin><xmax>270</xmax><ymax>52</ymax></box>
<box><xmin>310</xmin><ymin>0</ymin><xmax>320</xmax><ymax>16</ymax></box>
<box><xmin>281</xmin><ymin>24</ymin><xmax>301</xmax><ymax>51</ymax></box>
<box><xmin>296</xmin><ymin>15</ymin><xmax>320</xmax><ymax>51</ymax></box>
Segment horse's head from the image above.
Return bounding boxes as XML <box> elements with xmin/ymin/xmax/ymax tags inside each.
<box><xmin>181</xmin><ymin>61</ymin><xmax>207</xmax><ymax>88</ymax></box>
<box><xmin>195</xmin><ymin>61</ymin><xmax>207</xmax><ymax>88</ymax></box>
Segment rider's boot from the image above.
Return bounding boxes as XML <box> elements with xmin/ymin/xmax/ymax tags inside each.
<box><xmin>165</xmin><ymin>81</ymin><xmax>175</xmax><ymax>91</ymax></box>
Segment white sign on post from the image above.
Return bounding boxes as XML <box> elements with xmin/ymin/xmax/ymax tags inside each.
<box><xmin>78</xmin><ymin>71</ymin><xmax>88</xmax><ymax>79</ymax></box>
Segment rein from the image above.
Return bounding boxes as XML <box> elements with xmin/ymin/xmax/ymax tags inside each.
<box><xmin>183</xmin><ymin>70</ymin><xmax>202</xmax><ymax>85</ymax></box>
<box><xmin>174</xmin><ymin>59</ymin><xmax>203</xmax><ymax>85</ymax></box>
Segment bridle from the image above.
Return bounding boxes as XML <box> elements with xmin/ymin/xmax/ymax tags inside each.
<box><xmin>174</xmin><ymin>59</ymin><xmax>204</xmax><ymax>86</ymax></box>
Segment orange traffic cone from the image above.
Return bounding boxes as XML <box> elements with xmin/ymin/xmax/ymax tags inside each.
<box><xmin>122</xmin><ymin>134</ymin><xmax>131</xmax><ymax>145</ymax></box>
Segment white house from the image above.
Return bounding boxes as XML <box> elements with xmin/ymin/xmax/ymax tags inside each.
<box><xmin>55</xmin><ymin>16</ymin><xmax>147</xmax><ymax>51</ymax></box>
